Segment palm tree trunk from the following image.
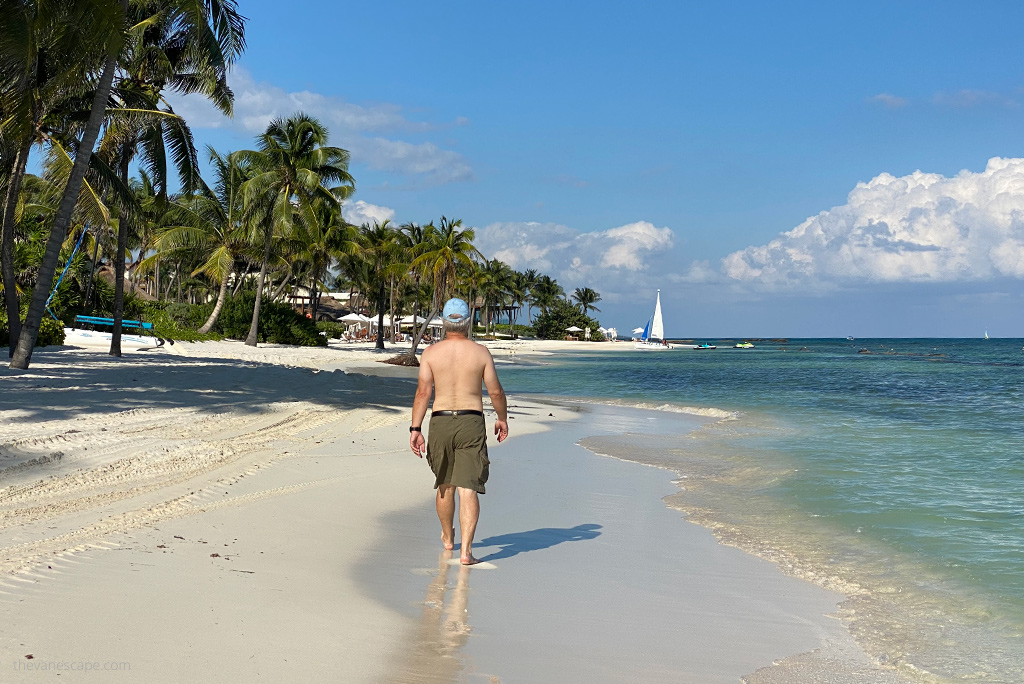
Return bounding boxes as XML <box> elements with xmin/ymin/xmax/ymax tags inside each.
<box><xmin>2</xmin><ymin>137</ymin><xmax>32</xmax><ymax>356</ymax></box>
<box><xmin>153</xmin><ymin>258</ymin><xmax>160</xmax><ymax>301</ymax></box>
<box><xmin>245</xmin><ymin>230</ymin><xmax>274</xmax><ymax>347</ymax></box>
<box><xmin>164</xmin><ymin>263</ymin><xmax>177</xmax><ymax>300</ymax></box>
<box><xmin>407</xmin><ymin>307</ymin><xmax>438</xmax><ymax>358</ymax></box>
<box><xmin>375</xmin><ymin>282</ymin><xmax>386</xmax><ymax>351</ymax></box>
<box><xmin>310</xmin><ymin>264</ymin><xmax>320</xmax><ymax>321</ymax></box>
<box><xmin>10</xmin><ymin>29</ymin><xmax>122</xmax><ymax>370</ymax></box>
<box><xmin>109</xmin><ymin>215</ymin><xmax>130</xmax><ymax>357</ymax></box>
<box><xmin>232</xmin><ymin>262</ymin><xmax>252</xmax><ymax>296</ymax></box>
<box><xmin>109</xmin><ymin>151</ymin><xmax>133</xmax><ymax>357</ymax></box>
<box><xmin>83</xmin><ymin>229</ymin><xmax>102</xmax><ymax>313</ymax></box>
<box><xmin>271</xmin><ymin>272</ymin><xmax>291</xmax><ymax>300</ymax></box>
<box><xmin>198</xmin><ymin>263</ymin><xmax>232</xmax><ymax>334</ymax></box>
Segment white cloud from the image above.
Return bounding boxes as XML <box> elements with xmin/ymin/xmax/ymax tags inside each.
<box><xmin>475</xmin><ymin>220</ymin><xmax>675</xmax><ymax>295</ymax></box>
<box><xmin>868</xmin><ymin>93</ymin><xmax>909</xmax><ymax>109</ymax></box>
<box><xmin>598</xmin><ymin>221</ymin><xmax>674</xmax><ymax>269</ymax></box>
<box><xmin>341</xmin><ymin>200</ymin><xmax>395</xmax><ymax>226</ymax></box>
<box><xmin>721</xmin><ymin>157</ymin><xmax>1024</xmax><ymax>289</ymax></box>
<box><xmin>166</xmin><ymin>67</ymin><xmax>472</xmax><ymax>185</ymax></box>
<box><xmin>932</xmin><ymin>89</ymin><xmax>1017</xmax><ymax>109</ymax></box>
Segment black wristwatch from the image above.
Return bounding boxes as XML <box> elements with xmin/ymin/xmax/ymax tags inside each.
<box><xmin>409</xmin><ymin>426</ymin><xmax>422</xmax><ymax>433</ymax></box>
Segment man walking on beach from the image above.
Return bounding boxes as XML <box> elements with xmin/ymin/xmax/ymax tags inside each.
<box><xmin>410</xmin><ymin>298</ymin><xmax>509</xmax><ymax>565</ymax></box>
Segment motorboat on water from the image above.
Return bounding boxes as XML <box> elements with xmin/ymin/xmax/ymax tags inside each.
<box><xmin>633</xmin><ymin>290</ymin><xmax>673</xmax><ymax>350</ymax></box>
<box><xmin>734</xmin><ymin>342</ymin><xmax>754</xmax><ymax>349</ymax></box>
<box><xmin>694</xmin><ymin>343</ymin><xmax>717</xmax><ymax>350</ymax></box>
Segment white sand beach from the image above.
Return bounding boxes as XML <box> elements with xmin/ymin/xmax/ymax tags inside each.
<box><xmin>0</xmin><ymin>341</ymin><xmax>903</xmax><ymax>682</ymax></box>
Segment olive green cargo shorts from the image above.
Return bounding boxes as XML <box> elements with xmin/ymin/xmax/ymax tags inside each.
<box><xmin>426</xmin><ymin>413</ymin><xmax>489</xmax><ymax>493</ymax></box>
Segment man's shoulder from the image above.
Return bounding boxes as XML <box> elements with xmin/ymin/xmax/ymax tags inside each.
<box><xmin>429</xmin><ymin>337</ymin><xmax>492</xmax><ymax>357</ymax></box>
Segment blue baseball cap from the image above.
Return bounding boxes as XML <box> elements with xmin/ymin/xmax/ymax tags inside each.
<box><xmin>442</xmin><ymin>297</ymin><xmax>470</xmax><ymax>322</ymax></box>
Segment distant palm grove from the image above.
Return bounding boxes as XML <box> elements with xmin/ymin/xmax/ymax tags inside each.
<box><xmin>0</xmin><ymin>1</ymin><xmax>604</xmax><ymax>370</ymax></box>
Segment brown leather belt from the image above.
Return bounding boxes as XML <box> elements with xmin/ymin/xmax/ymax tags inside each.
<box><xmin>431</xmin><ymin>409</ymin><xmax>483</xmax><ymax>417</ymax></box>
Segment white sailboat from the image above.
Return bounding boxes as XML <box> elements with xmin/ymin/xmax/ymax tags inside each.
<box><xmin>633</xmin><ymin>290</ymin><xmax>673</xmax><ymax>350</ymax></box>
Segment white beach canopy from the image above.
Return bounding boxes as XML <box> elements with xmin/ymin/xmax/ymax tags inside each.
<box><xmin>565</xmin><ymin>325</ymin><xmax>583</xmax><ymax>332</ymax></box>
<box><xmin>340</xmin><ymin>313</ymin><xmax>365</xmax><ymax>323</ymax></box>
<box><xmin>399</xmin><ymin>314</ymin><xmax>427</xmax><ymax>327</ymax></box>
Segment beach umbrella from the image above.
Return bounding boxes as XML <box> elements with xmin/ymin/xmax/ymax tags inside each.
<box><xmin>597</xmin><ymin>327</ymin><xmax>607</xmax><ymax>333</ymax></box>
<box><xmin>565</xmin><ymin>325</ymin><xmax>583</xmax><ymax>332</ymax></box>
<box><xmin>340</xmin><ymin>313</ymin><xmax>364</xmax><ymax>323</ymax></box>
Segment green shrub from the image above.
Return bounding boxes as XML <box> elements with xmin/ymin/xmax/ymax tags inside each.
<box><xmin>0</xmin><ymin>311</ymin><xmax>66</xmax><ymax>347</ymax></box>
<box><xmin>215</xmin><ymin>294</ymin><xmax>326</xmax><ymax>347</ymax></box>
<box><xmin>38</xmin><ymin>317</ymin><xmax>66</xmax><ymax>346</ymax></box>
<box><xmin>533</xmin><ymin>299</ymin><xmax>604</xmax><ymax>341</ymax></box>
<box><xmin>316</xmin><ymin>321</ymin><xmax>346</xmax><ymax>339</ymax></box>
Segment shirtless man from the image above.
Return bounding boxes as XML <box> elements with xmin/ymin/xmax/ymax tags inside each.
<box><xmin>409</xmin><ymin>298</ymin><xmax>509</xmax><ymax>565</ymax></box>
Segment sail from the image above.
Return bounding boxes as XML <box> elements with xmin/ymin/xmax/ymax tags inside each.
<box><xmin>641</xmin><ymin>318</ymin><xmax>651</xmax><ymax>342</ymax></box>
<box><xmin>651</xmin><ymin>290</ymin><xmax>664</xmax><ymax>340</ymax></box>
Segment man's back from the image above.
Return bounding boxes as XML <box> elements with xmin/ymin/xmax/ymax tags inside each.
<box><xmin>421</xmin><ymin>336</ymin><xmax>494</xmax><ymax>411</ymax></box>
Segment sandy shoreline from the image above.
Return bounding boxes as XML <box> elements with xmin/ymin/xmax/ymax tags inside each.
<box><xmin>0</xmin><ymin>340</ymin><xmax>899</xmax><ymax>682</ymax></box>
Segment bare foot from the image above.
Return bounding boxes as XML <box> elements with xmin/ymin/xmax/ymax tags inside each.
<box><xmin>441</xmin><ymin>534</ymin><xmax>454</xmax><ymax>551</ymax></box>
<box><xmin>461</xmin><ymin>553</ymin><xmax>480</xmax><ymax>566</ymax></box>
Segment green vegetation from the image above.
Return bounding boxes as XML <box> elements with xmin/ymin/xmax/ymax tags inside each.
<box><xmin>0</xmin><ymin>2</ymin><xmax>604</xmax><ymax>368</ymax></box>
<box><xmin>534</xmin><ymin>299</ymin><xmax>605</xmax><ymax>341</ymax></box>
<box><xmin>1</xmin><ymin>310</ymin><xmax>64</xmax><ymax>347</ymax></box>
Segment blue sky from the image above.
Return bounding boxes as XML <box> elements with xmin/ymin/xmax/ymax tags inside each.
<box><xmin>168</xmin><ymin>0</ymin><xmax>1024</xmax><ymax>337</ymax></box>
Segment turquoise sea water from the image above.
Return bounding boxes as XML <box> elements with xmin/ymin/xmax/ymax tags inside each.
<box><xmin>500</xmin><ymin>339</ymin><xmax>1024</xmax><ymax>682</ymax></box>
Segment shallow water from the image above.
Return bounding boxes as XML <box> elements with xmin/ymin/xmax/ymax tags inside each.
<box><xmin>501</xmin><ymin>339</ymin><xmax>1024</xmax><ymax>682</ymax></box>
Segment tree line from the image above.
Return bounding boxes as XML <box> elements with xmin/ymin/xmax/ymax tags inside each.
<box><xmin>1</xmin><ymin>1</ymin><xmax>603</xmax><ymax>370</ymax></box>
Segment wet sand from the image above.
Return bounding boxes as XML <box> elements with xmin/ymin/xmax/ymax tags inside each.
<box><xmin>0</xmin><ymin>342</ymin><xmax>897</xmax><ymax>682</ymax></box>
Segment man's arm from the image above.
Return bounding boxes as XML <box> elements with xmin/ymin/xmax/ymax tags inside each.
<box><xmin>482</xmin><ymin>350</ymin><xmax>509</xmax><ymax>443</ymax></box>
<box><xmin>410</xmin><ymin>355</ymin><xmax>434</xmax><ymax>457</ymax></box>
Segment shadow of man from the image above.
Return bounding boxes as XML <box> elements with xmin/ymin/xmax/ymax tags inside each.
<box><xmin>476</xmin><ymin>524</ymin><xmax>602</xmax><ymax>562</ymax></box>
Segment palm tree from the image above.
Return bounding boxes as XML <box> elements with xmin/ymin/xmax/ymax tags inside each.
<box><xmin>480</xmin><ymin>259</ymin><xmax>511</xmax><ymax>337</ymax></box>
<box><xmin>572</xmin><ymin>286</ymin><xmax>602</xmax><ymax>314</ymax></box>
<box><xmin>398</xmin><ymin>221</ymin><xmax>433</xmax><ymax>327</ymax></box>
<box><xmin>237</xmin><ymin>113</ymin><xmax>354</xmax><ymax>347</ymax></box>
<box><xmin>9</xmin><ymin>0</ymin><xmax>246</xmax><ymax>368</ymax></box>
<box><xmin>520</xmin><ymin>268</ymin><xmax>539</xmax><ymax>324</ymax></box>
<box><xmin>506</xmin><ymin>270</ymin><xmax>529</xmax><ymax>337</ymax></box>
<box><xmin>408</xmin><ymin>216</ymin><xmax>481</xmax><ymax>353</ymax></box>
<box><xmin>358</xmin><ymin>220</ymin><xmax>399</xmax><ymax>351</ymax></box>
<box><xmin>100</xmin><ymin>0</ymin><xmax>245</xmax><ymax>355</ymax></box>
<box><xmin>1</xmin><ymin>0</ymin><xmax>122</xmax><ymax>356</ymax></box>
<box><xmin>153</xmin><ymin>149</ymin><xmax>252</xmax><ymax>333</ymax></box>
<box><xmin>6</xmin><ymin>0</ymin><xmax>128</xmax><ymax>367</ymax></box>
<box><xmin>461</xmin><ymin>260</ymin><xmax>486</xmax><ymax>338</ymax></box>
<box><xmin>530</xmin><ymin>275</ymin><xmax>563</xmax><ymax>316</ymax></box>
<box><xmin>293</xmin><ymin>196</ymin><xmax>358</xmax><ymax>321</ymax></box>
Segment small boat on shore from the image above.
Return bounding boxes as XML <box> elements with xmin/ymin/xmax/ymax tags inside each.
<box><xmin>63</xmin><ymin>328</ymin><xmax>165</xmax><ymax>350</ymax></box>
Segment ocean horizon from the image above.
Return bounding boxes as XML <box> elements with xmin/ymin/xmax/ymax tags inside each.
<box><xmin>500</xmin><ymin>338</ymin><xmax>1024</xmax><ymax>682</ymax></box>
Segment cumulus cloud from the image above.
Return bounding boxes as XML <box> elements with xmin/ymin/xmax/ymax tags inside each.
<box><xmin>474</xmin><ymin>220</ymin><xmax>674</xmax><ymax>295</ymax></box>
<box><xmin>868</xmin><ymin>93</ymin><xmax>909</xmax><ymax>109</ymax></box>
<box><xmin>341</xmin><ymin>200</ymin><xmax>395</xmax><ymax>226</ymax></box>
<box><xmin>721</xmin><ymin>157</ymin><xmax>1024</xmax><ymax>289</ymax></box>
<box><xmin>166</xmin><ymin>67</ymin><xmax>472</xmax><ymax>185</ymax></box>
